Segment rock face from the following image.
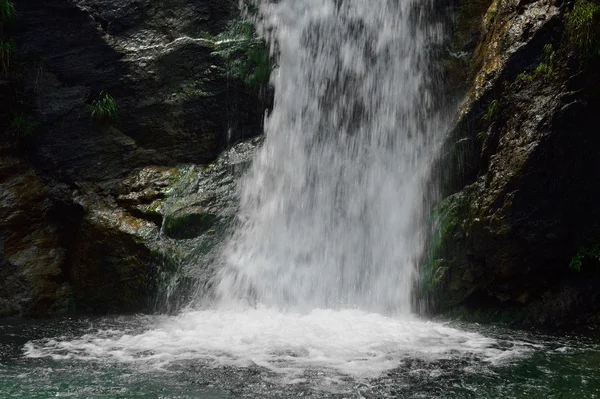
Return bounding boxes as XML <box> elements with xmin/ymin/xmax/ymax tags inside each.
<box><xmin>0</xmin><ymin>0</ymin><xmax>267</xmax><ymax>316</ymax></box>
<box><xmin>0</xmin><ymin>146</ymin><xmax>68</xmax><ymax>316</ymax></box>
<box><xmin>16</xmin><ymin>0</ymin><xmax>263</xmax><ymax>182</ymax></box>
<box><xmin>424</xmin><ymin>0</ymin><xmax>600</xmax><ymax>326</ymax></box>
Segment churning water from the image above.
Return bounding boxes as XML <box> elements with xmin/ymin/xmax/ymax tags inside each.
<box><xmin>12</xmin><ymin>1</ymin><xmax>586</xmax><ymax>397</ymax></box>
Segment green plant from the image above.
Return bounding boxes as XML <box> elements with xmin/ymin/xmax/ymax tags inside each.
<box><xmin>569</xmin><ymin>243</ymin><xmax>600</xmax><ymax>272</ymax></box>
<box><xmin>512</xmin><ymin>44</ymin><xmax>556</xmax><ymax>87</ymax></box>
<box><xmin>9</xmin><ymin>112</ymin><xmax>37</xmax><ymax>139</ymax></box>
<box><xmin>565</xmin><ymin>0</ymin><xmax>600</xmax><ymax>57</ymax></box>
<box><xmin>0</xmin><ymin>38</ymin><xmax>15</xmax><ymax>76</ymax></box>
<box><xmin>482</xmin><ymin>99</ymin><xmax>499</xmax><ymax>122</ymax></box>
<box><xmin>531</xmin><ymin>44</ymin><xmax>555</xmax><ymax>80</ymax></box>
<box><xmin>543</xmin><ymin>43</ymin><xmax>556</xmax><ymax>64</ymax></box>
<box><xmin>0</xmin><ymin>0</ymin><xmax>17</xmax><ymax>23</ymax></box>
<box><xmin>91</xmin><ymin>91</ymin><xmax>118</xmax><ymax>123</ymax></box>
<box><xmin>210</xmin><ymin>21</ymin><xmax>271</xmax><ymax>86</ymax></box>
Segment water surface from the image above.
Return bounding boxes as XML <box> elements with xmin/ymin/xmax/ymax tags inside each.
<box><xmin>2</xmin><ymin>312</ymin><xmax>599</xmax><ymax>398</ymax></box>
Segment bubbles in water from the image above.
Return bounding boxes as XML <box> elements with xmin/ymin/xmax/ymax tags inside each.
<box><xmin>25</xmin><ymin>308</ymin><xmax>534</xmax><ymax>382</ymax></box>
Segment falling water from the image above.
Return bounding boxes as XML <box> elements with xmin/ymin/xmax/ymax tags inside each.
<box><xmin>216</xmin><ymin>0</ymin><xmax>445</xmax><ymax>313</ymax></box>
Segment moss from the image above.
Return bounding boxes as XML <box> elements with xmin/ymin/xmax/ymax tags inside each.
<box><xmin>420</xmin><ymin>187</ymin><xmax>477</xmax><ymax>300</ymax></box>
<box><xmin>419</xmin><ymin>259</ymin><xmax>447</xmax><ymax>297</ymax></box>
<box><xmin>431</xmin><ymin>188</ymin><xmax>476</xmax><ymax>250</ymax></box>
<box><xmin>163</xmin><ymin>211</ymin><xmax>218</xmax><ymax>240</ymax></box>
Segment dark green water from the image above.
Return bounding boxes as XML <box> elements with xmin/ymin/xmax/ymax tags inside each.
<box><xmin>1</xmin><ymin>315</ymin><xmax>599</xmax><ymax>398</ymax></box>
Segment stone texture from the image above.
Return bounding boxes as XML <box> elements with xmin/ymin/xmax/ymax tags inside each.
<box><xmin>0</xmin><ymin>146</ymin><xmax>68</xmax><ymax>316</ymax></box>
<box><xmin>0</xmin><ymin>0</ymin><xmax>267</xmax><ymax>316</ymax></box>
<box><xmin>426</xmin><ymin>0</ymin><xmax>600</xmax><ymax>326</ymax></box>
<box><xmin>14</xmin><ymin>0</ymin><xmax>263</xmax><ymax>183</ymax></box>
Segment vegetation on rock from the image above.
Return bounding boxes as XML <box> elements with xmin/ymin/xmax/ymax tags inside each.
<box><xmin>0</xmin><ymin>0</ymin><xmax>17</xmax><ymax>24</ymax></box>
<box><xmin>513</xmin><ymin>44</ymin><xmax>556</xmax><ymax>86</ymax></box>
<box><xmin>163</xmin><ymin>211</ymin><xmax>218</xmax><ymax>240</ymax></box>
<box><xmin>482</xmin><ymin>99</ymin><xmax>499</xmax><ymax>122</ymax></box>
<box><xmin>91</xmin><ymin>91</ymin><xmax>118</xmax><ymax>123</ymax></box>
<box><xmin>426</xmin><ymin>0</ymin><xmax>600</xmax><ymax>327</ymax></box>
<box><xmin>207</xmin><ymin>21</ymin><xmax>271</xmax><ymax>87</ymax></box>
<box><xmin>569</xmin><ymin>243</ymin><xmax>600</xmax><ymax>272</ymax></box>
<box><xmin>565</xmin><ymin>0</ymin><xmax>600</xmax><ymax>58</ymax></box>
<box><xmin>0</xmin><ymin>38</ymin><xmax>14</xmax><ymax>77</ymax></box>
<box><xmin>8</xmin><ymin>112</ymin><xmax>37</xmax><ymax>140</ymax></box>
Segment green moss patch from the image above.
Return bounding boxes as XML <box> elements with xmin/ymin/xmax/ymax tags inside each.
<box><xmin>163</xmin><ymin>210</ymin><xmax>218</xmax><ymax>240</ymax></box>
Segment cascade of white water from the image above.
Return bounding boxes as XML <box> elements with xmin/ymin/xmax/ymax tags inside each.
<box><xmin>216</xmin><ymin>0</ymin><xmax>445</xmax><ymax>313</ymax></box>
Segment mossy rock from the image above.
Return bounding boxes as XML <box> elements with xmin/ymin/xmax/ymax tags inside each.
<box><xmin>429</xmin><ymin>186</ymin><xmax>477</xmax><ymax>257</ymax></box>
<box><xmin>163</xmin><ymin>208</ymin><xmax>218</xmax><ymax>240</ymax></box>
<box><xmin>419</xmin><ymin>186</ymin><xmax>481</xmax><ymax>307</ymax></box>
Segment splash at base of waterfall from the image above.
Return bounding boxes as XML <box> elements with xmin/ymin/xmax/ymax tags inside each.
<box><xmin>24</xmin><ymin>308</ymin><xmax>534</xmax><ymax>383</ymax></box>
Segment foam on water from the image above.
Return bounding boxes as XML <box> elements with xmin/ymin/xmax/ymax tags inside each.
<box><xmin>24</xmin><ymin>308</ymin><xmax>534</xmax><ymax>381</ymax></box>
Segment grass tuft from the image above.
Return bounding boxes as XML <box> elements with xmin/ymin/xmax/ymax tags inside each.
<box><xmin>9</xmin><ymin>113</ymin><xmax>38</xmax><ymax>140</ymax></box>
<box><xmin>0</xmin><ymin>38</ymin><xmax>15</xmax><ymax>77</ymax></box>
<box><xmin>0</xmin><ymin>0</ymin><xmax>17</xmax><ymax>23</ymax></box>
<box><xmin>482</xmin><ymin>99</ymin><xmax>499</xmax><ymax>122</ymax></box>
<box><xmin>569</xmin><ymin>243</ymin><xmax>600</xmax><ymax>272</ymax></box>
<box><xmin>91</xmin><ymin>91</ymin><xmax>118</xmax><ymax>123</ymax></box>
<box><xmin>565</xmin><ymin>0</ymin><xmax>600</xmax><ymax>57</ymax></box>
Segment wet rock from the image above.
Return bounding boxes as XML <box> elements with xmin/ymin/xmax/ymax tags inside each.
<box><xmin>163</xmin><ymin>210</ymin><xmax>218</xmax><ymax>240</ymax></box>
<box><xmin>427</xmin><ymin>0</ymin><xmax>600</xmax><ymax>326</ymax></box>
<box><xmin>0</xmin><ymin>0</ymin><xmax>267</xmax><ymax>316</ymax></box>
<box><xmin>154</xmin><ymin>136</ymin><xmax>263</xmax><ymax>296</ymax></box>
<box><xmin>68</xmin><ymin>194</ymin><xmax>160</xmax><ymax>312</ymax></box>
<box><xmin>13</xmin><ymin>0</ymin><xmax>263</xmax><ymax>183</ymax></box>
<box><xmin>0</xmin><ymin>149</ymin><xmax>69</xmax><ymax>316</ymax></box>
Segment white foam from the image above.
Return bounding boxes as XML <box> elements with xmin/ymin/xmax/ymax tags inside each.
<box><xmin>24</xmin><ymin>308</ymin><xmax>533</xmax><ymax>380</ymax></box>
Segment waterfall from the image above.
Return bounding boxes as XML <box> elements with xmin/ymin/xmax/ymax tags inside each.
<box><xmin>216</xmin><ymin>0</ymin><xmax>445</xmax><ymax>313</ymax></box>
<box><xmin>22</xmin><ymin>2</ymin><xmax>540</xmax><ymax>387</ymax></box>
